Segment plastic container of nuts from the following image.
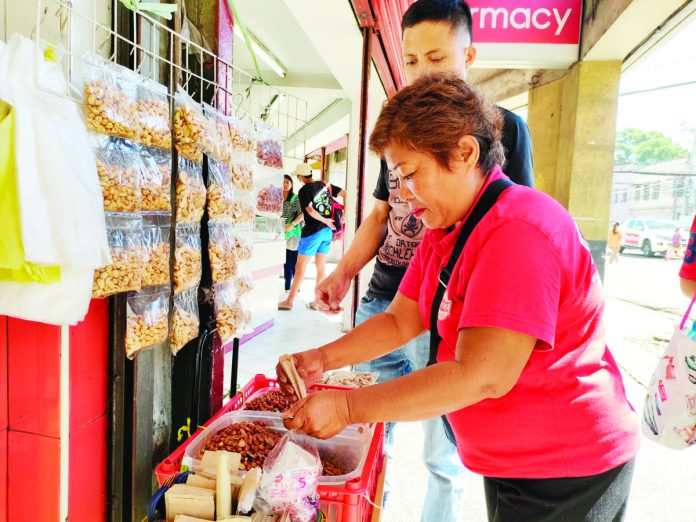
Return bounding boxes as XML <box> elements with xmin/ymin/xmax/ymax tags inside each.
<box><xmin>135</xmin><ymin>79</ymin><xmax>171</xmax><ymax>150</ymax></box>
<box><xmin>139</xmin><ymin>147</ymin><xmax>172</xmax><ymax>213</ymax></box>
<box><xmin>93</xmin><ymin>214</ymin><xmax>144</xmax><ymax>298</ymax></box>
<box><xmin>142</xmin><ymin>214</ymin><xmax>171</xmax><ymax>288</ymax></box>
<box><xmin>208</xmin><ymin>222</ymin><xmax>238</xmax><ymax>284</ymax></box>
<box><xmin>175</xmin><ymin>157</ymin><xmax>207</xmax><ymax>224</ymax></box>
<box><xmin>173</xmin><ymin>85</ymin><xmax>205</xmax><ymax>162</ymax></box>
<box><xmin>125</xmin><ymin>286</ymin><xmax>170</xmax><ymax>359</ymax></box>
<box><xmin>91</xmin><ymin>135</ymin><xmax>143</xmax><ymax>214</ymax></box>
<box><xmin>181</xmin><ymin>410</ymin><xmax>372</xmax><ymax>487</ymax></box>
<box><xmin>173</xmin><ymin>223</ymin><xmax>202</xmax><ymax>293</ymax></box>
<box><xmin>206</xmin><ymin>159</ymin><xmax>235</xmax><ymax>221</ymax></box>
<box><xmin>171</xmin><ymin>287</ymin><xmax>200</xmax><ymax>355</ymax></box>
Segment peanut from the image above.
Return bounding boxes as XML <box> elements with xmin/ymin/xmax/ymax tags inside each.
<box><xmin>230</xmin><ymin>126</ymin><xmax>254</xmax><ymax>152</ymax></box>
<box><xmin>141</xmin><ymin>163</ymin><xmax>172</xmax><ymax>212</ymax></box>
<box><xmin>231</xmin><ymin>201</ymin><xmax>255</xmax><ymax>224</ymax></box>
<box><xmin>244</xmin><ymin>391</ymin><xmax>295</xmax><ymax>413</ymax></box>
<box><xmin>216</xmin><ymin>302</ymin><xmax>250</xmax><ymax>342</ymax></box>
<box><xmin>209</xmin><ymin>241</ymin><xmax>238</xmax><ymax>283</ymax></box>
<box><xmin>203</xmin><ymin>120</ymin><xmax>232</xmax><ymax>163</ymax></box>
<box><xmin>231</xmin><ymin>163</ymin><xmax>253</xmax><ymax>191</ymax></box>
<box><xmin>97</xmin><ymin>160</ymin><xmax>140</xmax><ymax>213</ymax></box>
<box><xmin>207</xmin><ymin>183</ymin><xmax>234</xmax><ymax>221</ymax></box>
<box><xmin>176</xmin><ymin>171</ymin><xmax>206</xmax><ymax>223</ymax></box>
<box><xmin>142</xmin><ymin>242</ymin><xmax>170</xmax><ymax>287</ymax></box>
<box><xmin>135</xmin><ymin>98</ymin><xmax>172</xmax><ymax>149</ymax></box>
<box><xmin>125</xmin><ymin>312</ymin><xmax>168</xmax><ymax>357</ymax></box>
<box><xmin>171</xmin><ymin>307</ymin><xmax>199</xmax><ymax>354</ymax></box>
<box><xmin>84</xmin><ymin>81</ymin><xmax>138</xmax><ymax>139</ymax></box>
<box><xmin>173</xmin><ymin>245</ymin><xmax>202</xmax><ymax>293</ymax></box>
<box><xmin>174</xmin><ymin>105</ymin><xmax>204</xmax><ymax>162</ymax></box>
<box><xmin>232</xmin><ymin>236</ymin><xmax>253</xmax><ymax>261</ymax></box>
<box><xmin>93</xmin><ymin>249</ymin><xmax>142</xmax><ymax>297</ymax></box>
<box><xmin>234</xmin><ymin>276</ymin><xmax>253</xmax><ymax>296</ymax></box>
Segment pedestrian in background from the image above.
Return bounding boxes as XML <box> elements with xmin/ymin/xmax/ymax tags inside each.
<box><xmin>608</xmin><ymin>222</ymin><xmax>623</xmax><ymax>264</ymax></box>
<box><xmin>668</xmin><ymin>227</ymin><xmax>683</xmax><ymax>261</ymax></box>
<box><xmin>282</xmin><ymin>174</ymin><xmax>303</xmax><ymax>293</ymax></box>
<box><xmin>680</xmin><ymin>216</ymin><xmax>696</xmax><ymax>297</ymax></box>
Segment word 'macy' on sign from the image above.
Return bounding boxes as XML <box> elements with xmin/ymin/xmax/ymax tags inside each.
<box><xmin>468</xmin><ymin>1</ymin><xmax>582</xmax><ymax>45</ymax></box>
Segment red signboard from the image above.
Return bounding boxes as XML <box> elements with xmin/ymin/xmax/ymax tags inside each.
<box><xmin>468</xmin><ymin>1</ymin><xmax>582</xmax><ymax>45</ymax></box>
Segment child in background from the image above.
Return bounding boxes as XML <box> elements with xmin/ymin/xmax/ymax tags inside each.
<box><xmin>608</xmin><ymin>222</ymin><xmax>623</xmax><ymax>264</ymax></box>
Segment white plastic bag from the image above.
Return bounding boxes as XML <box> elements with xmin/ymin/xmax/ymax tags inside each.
<box><xmin>642</xmin><ymin>295</ymin><xmax>696</xmax><ymax>449</ymax></box>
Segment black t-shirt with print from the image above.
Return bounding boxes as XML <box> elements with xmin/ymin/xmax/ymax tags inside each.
<box><xmin>298</xmin><ymin>181</ymin><xmax>342</xmax><ymax>238</ymax></box>
<box><xmin>367</xmin><ymin>107</ymin><xmax>534</xmax><ymax>300</ymax></box>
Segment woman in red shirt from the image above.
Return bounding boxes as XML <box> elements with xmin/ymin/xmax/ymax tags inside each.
<box><xmin>278</xmin><ymin>74</ymin><xmax>639</xmax><ymax>521</ymax></box>
<box><xmin>681</xmin><ymin>215</ymin><xmax>696</xmax><ymax>297</ymax></box>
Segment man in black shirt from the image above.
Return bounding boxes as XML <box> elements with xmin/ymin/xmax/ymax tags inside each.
<box><xmin>314</xmin><ymin>1</ymin><xmax>534</xmax><ymax>520</ymax></box>
<box><xmin>279</xmin><ymin>163</ymin><xmax>345</xmax><ymax>310</ymax></box>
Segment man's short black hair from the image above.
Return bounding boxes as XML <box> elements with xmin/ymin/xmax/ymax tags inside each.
<box><xmin>402</xmin><ymin>1</ymin><xmax>473</xmax><ymax>42</ymax></box>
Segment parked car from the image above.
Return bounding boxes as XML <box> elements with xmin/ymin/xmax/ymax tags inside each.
<box><xmin>620</xmin><ymin>218</ymin><xmax>688</xmax><ymax>257</ymax></box>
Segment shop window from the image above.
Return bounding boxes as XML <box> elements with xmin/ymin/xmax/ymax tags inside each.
<box><xmin>622</xmin><ymin>191</ymin><xmax>628</xmax><ymax>202</ymax></box>
<box><xmin>652</xmin><ymin>184</ymin><xmax>660</xmax><ymax>200</ymax></box>
<box><xmin>634</xmin><ymin>186</ymin><xmax>641</xmax><ymax>201</ymax></box>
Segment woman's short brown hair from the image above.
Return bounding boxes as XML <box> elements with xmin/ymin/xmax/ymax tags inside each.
<box><xmin>369</xmin><ymin>73</ymin><xmax>505</xmax><ymax>174</ymax></box>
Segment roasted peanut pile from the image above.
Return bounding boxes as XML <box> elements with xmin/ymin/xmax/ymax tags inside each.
<box><xmin>176</xmin><ymin>172</ymin><xmax>206</xmax><ymax>223</ymax></box>
<box><xmin>244</xmin><ymin>391</ymin><xmax>296</xmax><ymax>413</ymax></box>
<box><xmin>256</xmin><ymin>184</ymin><xmax>283</xmax><ymax>214</ymax></box>
<box><xmin>198</xmin><ymin>422</ymin><xmax>282</xmax><ymax>470</ymax></box>
<box><xmin>93</xmin><ymin>250</ymin><xmax>142</xmax><ymax>297</ymax></box>
<box><xmin>321</xmin><ymin>459</ymin><xmax>343</xmax><ymax>477</ymax></box>
<box><xmin>207</xmin><ymin>182</ymin><xmax>234</xmax><ymax>220</ymax></box>
<box><xmin>84</xmin><ymin>81</ymin><xmax>138</xmax><ymax>139</ymax></box>
<box><xmin>173</xmin><ymin>245</ymin><xmax>202</xmax><ymax>293</ymax></box>
<box><xmin>231</xmin><ymin>201</ymin><xmax>255</xmax><ymax>224</ymax></box>
<box><xmin>125</xmin><ymin>313</ymin><xmax>168</xmax><ymax>357</ymax></box>
<box><xmin>231</xmin><ymin>163</ymin><xmax>253</xmax><ymax>191</ymax></box>
<box><xmin>97</xmin><ymin>161</ymin><xmax>140</xmax><ymax>213</ymax></box>
<box><xmin>136</xmin><ymin>99</ymin><xmax>171</xmax><ymax>149</ymax></box>
<box><xmin>209</xmin><ymin>242</ymin><xmax>237</xmax><ymax>283</ymax></box>
<box><xmin>171</xmin><ymin>308</ymin><xmax>199</xmax><ymax>353</ymax></box>
<box><xmin>174</xmin><ymin>105</ymin><xmax>204</xmax><ymax>162</ymax></box>
<box><xmin>143</xmin><ymin>242</ymin><xmax>170</xmax><ymax>287</ymax></box>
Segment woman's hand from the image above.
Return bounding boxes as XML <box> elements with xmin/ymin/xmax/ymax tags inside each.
<box><xmin>284</xmin><ymin>223</ymin><xmax>293</xmax><ymax>232</ymax></box>
<box><xmin>275</xmin><ymin>349</ymin><xmax>327</xmax><ymax>398</ymax></box>
<box><xmin>282</xmin><ymin>390</ymin><xmax>352</xmax><ymax>439</ymax></box>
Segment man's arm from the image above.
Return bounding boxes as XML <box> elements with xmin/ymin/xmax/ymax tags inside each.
<box><xmin>314</xmin><ymin>200</ymin><xmax>390</xmax><ymax>312</ymax></box>
<box><xmin>681</xmin><ymin>278</ymin><xmax>696</xmax><ymax>298</ymax></box>
<box><xmin>305</xmin><ymin>205</ymin><xmax>335</xmax><ymax>229</ymax></box>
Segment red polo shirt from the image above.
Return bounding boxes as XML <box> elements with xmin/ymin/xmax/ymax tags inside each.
<box><xmin>680</xmin><ymin>215</ymin><xmax>696</xmax><ymax>280</ymax></box>
<box><xmin>399</xmin><ymin>166</ymin><xmax>640</xmax><ymax>479</ymax></box>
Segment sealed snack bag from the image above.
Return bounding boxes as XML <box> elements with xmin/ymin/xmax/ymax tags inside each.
<box><xmin>254</xmin><ymin>432</ymin><xmax>321</xmax><ymax>522</ymax></box>
<box><xmin>255</xmin><ymin>122</ymin><xmax>283</xmax><ymax>169</ymax></box>
<box><xmin>92</xmin><ymin>135</ymin><xmax>142</xmax><ymax>214</ymax></box>
<box><xmin>82</xmin><ymin>53</ymin><xmax>138</xmax><ymax>140</ymax></box>
<box><xmin>93</xmin><ymin>215</ymin><xmax>143</xmax><ymax>297</ymax></box>
<box><xmin>142</xmin><ymin>213</ymin><xmax>170</xmax><ymax>287</ymax></box>
<box><xmin>229</xmin><ymin>115</ymin><xmax>255</xmax><ymax>153</ymax></box>
<box><xmin>209</xmin><ymin>222</ymin><xmax>238</xmax><ymax>283</ymax></box>
<box><xmin>230</xmin><ymin>155</ymin><xmax>254</xmax><ymax>191</ymax></box>
<box><xmin>231</xmin><ymin>189</ymin><xmax>256</xmax><ymax>225</ymax></box>
<box><xmin>207</xmin><ymin>159</ymin><xmax>235</xmax><ymax>221</ymax></box>
<box><xmin>136</xmin><ymin>79</ymin><xmax>172</xmax><ymax>149</ymax></box>
<box><xmin>125</xmin><ymin>285</ymin><xmax>170</xmax><ymax>358</ymax></box>
<box><xmin>203</xmin><ymin>104</ymin><xmax>232</xmax><ymax>163</ymax></box>
<box><xmin>173</xmin><ymin>86</ymin><xmax>205</xmax><ymax>162</ymax></box>
<box><xmin>214</xmin><ymin>281</ymin><xmax>251</xmax><ymax>345</ymax></box>
<box><xmin>176</xmin><ymin>157</ymin><xmax>207</xmax><ymax>224</ymax></box>
<box><xmin>174</xmin><ymin>223</ymin><xmax>202</xmax><ymax>293</ymax></box>
<box><xmin>171</xmin><ymin>287</ymin><xmax>199</xmax><ymax>355</ymax></box>
<box><xmin>254</xmin><ymin>166</ymin><xmax>283</xmax><ymax>217</ymax></box>
<box><xmin>140</xmin><ymin>146</ymin><xmax>172</xmax><ymax>212</ymax></box>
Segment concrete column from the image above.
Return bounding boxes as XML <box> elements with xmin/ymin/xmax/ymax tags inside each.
<box><xmin>527</xmin><ymin>60</ymin><xmax>622</xmax><ymax>278</ymax></box>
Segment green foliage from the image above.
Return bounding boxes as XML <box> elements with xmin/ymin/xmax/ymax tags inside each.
<box><xmin>615</xmin><ymin>128</ymin><xmax>688</xmax><ymax>165</ymax></box>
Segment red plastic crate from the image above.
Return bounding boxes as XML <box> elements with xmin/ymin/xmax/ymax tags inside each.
<box><xmin>155</xmin><ymin>374</ymin><xmax>385</xmax><ymax>522</ymax></box>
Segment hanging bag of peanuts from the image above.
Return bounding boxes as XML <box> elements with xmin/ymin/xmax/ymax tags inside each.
<box><xmin>125</xmin><ymin>286</ymin><xmax>170</xmax><ymax>358</ymax></box>
<box><xmin>174</xmin><ymin>223</ymin><xmax>202</xmax><ymax>293</ymax></box>
<box><xmin>213</xmin><ymin>281</ymin><xmax>251</xmax><ymax>345</ymax></box>
<box><xmin>173</xmin><ymin>86</ymin><xmax>205</xmax><ymax>163</ymax></box>
<box><xmin>255</xmin><ymin>121</ymin><xmax>283</xmax><ymax>170</ymax></box>
<box><xmin>230</xmin><ymin>154</ymin><xmax>254</xmax><ymax>192</ymax></box>
<box><xmin>229</xmin><ymin>115</ymin><xmax>255</xmax><ymax>153</ymax></box>
<box><xmin>139</xmin><ymin>146</ymin><xmax>172</xmax><ymax>213</ymax></box>
<box><xmin>254</xmin><ymin>166</ymin><xmax>284</xmax><ymax>217</ymax></box>
<box><xmin>91</xmin><ymin>135</ymin><xmax>142</xmax><ymax>214</ymax></box>
<box><xmin>202</xmin><ymin>104</ymin><xmax>232</xmax><ymax>163</ymax></box>
<box><xmin>176</xmin><ymin>157</ymin><xmax>206</xmax><ymax>224</ymax></box>
<box><xmin>135</xmin><ymin>79</ymin><xmax>171</xmax><ymax>150</ymax></box>
<box><xmin>208</xmin><ymin>222</ymin><xmax>238</xmax><ymax>284</ymax></box>
<box><xmin>82</xmin><ymin>53</ymin><xmax>139</xmax><ymax>140</ymax></box>
<box><xmin>142</xmin><ymin>214</ymin><xmax>171</xmax><ymax>288</ymax></box>
<box><xmin>230</xmin><ymin>188</ymin><xmax>256</xmax><ymax>225</ymax></box>
<box><xmin>93</xmin><ymin>215</ymin><xmax>144</xmax><ymax>298</ymax></box>
<box><xmin>171</xmin><ymin>287</ymin><xmax>200</xmax><ymax>355</ymax></box>
<box><xmin>207</xmin><ymin>158</ymin><xmax>235</xmax><ymax>221</ymax></box>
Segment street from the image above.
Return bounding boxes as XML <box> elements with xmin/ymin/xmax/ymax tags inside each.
<box><xmin>382</xmin><ymin>252</ymin><xmax>696</xmax><ymax>522</ymax></box>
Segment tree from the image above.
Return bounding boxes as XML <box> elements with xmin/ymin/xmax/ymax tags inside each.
<box><xmin>615</xmin><ymin>128</ymin><xmax>688</xmax><ymax>165</ymax></box>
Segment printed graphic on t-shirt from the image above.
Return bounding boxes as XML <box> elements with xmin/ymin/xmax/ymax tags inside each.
<box><xmin>311</xmin><ymin>186</ymin><xmax>333</xmax><ymax>218</ymax></box>
<box><xmin>438</xmin><ymin>290</ymin><xmax>453</xmax><ymax>321</ymax></box>
<box><xmin>377</xmin><ymin>171</ymin><xmax>425</xmax><ymax>268</ymax></box>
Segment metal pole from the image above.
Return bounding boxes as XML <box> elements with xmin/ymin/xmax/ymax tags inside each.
<box><xmin>230</xmin><ymin>337</ymin><xmax>240</xmax><ymax>398</ymax></box>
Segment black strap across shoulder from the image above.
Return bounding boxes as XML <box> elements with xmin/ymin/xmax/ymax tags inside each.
<box><xmin>427</xmin><ymin>178</ymin><xmax>513</xmax><ymax>443</ymax></box>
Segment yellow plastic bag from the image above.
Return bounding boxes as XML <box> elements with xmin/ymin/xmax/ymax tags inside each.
<box><xmin>0</xmin><ymin>99</ymin><xmax>60</xmax><ymax>283</ymax></box>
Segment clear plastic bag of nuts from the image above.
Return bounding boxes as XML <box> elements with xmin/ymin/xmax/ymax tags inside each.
<box><xmin>176</xmin><ymin>157</ymin><xmax>207</xmax><ymax>224</ymax></box>
<box><xmin>213</xmin><ymin>281</ymin><xmax>252</xmax><ymax>345</ymax></box>
<box><xmin>202</xmin><ymin>104</ymin><xmax>232</xmax><ymax>163</ymax></box>
<box><xmin>229</xmin><ymin>115</ymin><xmax>255</xmax><ymax>152</ymax></box>
<box><xmin>91</xmin><ymin>135</ymin><xmax>142</xmax><ymax>214</ymax></box>
<box><xmin>233</xmin><ymin>271</ymin><xmax>254</xmax><ymax>297</ymax></box>
<box><xmin>140</xmin><ymin>146</ymin><xmax>172</xmax><ymax>212</ymax></box>
<box><xmin>142</xmin><ymin>214</ymin><xmax>171</xmax><ymax>288</ymax></box>
<box><xmin>208</xmin><ymin>222</ymin><xmax>238</xmax><ymax>284</ymax></box>
<box><xmin>173</xmin><ymin>223</ymin><xmax>202</xmax><ymax>293</ymax></box>
<box><xmin>93</xmin><ymin>214</ymin><xmax>144</xmax><ymax>298</ymax></box>
<box><xmin>171</xmin><ymin>287</ymin><xmax>200</xmax><ymax>355</ymax></box>
<box><xmin>207</xmin><ymin>159</ymin><xmax>235</xmax><ymax>221</ymax></box>
<box><xmin>230</xmin><ymin>153</ymin><xmax>254</xmax><ymax>191</ymax></box>
<box><xmin>255</xmin><ymin>121</ymin><xmax>283</xmax><ymax>170</ymax></box>
<box><xmin>230</xmin><ymin>189</ymin><xmax>256</xmax><ymax>225</ymax></box>
<box><xmin>254</xmin><ymin>166</ymin><xmax>284</xmax><ymax>217</ymax></box>
<box><xmin>173</xmin><ymin>85</ymin><xmax>205</xmax><ymax>162</ymax></box>
<box><xmin>135</xmin><ymin>79</ymin><xmax>171</xmax><ymax>150</ymax></box>
<box><xmin>125</xmin><ymin>286</ymin><xmax>170</xmax><ymax>359</ymax></box>
<box><xmin>231</xmin><ymin>224</ymin><xmax>254</xmax><ymax>262</ymax></box>
<box><xmin>82</xmin><ymin>53</ymin><xmax>139</xmax><ymax>140</ymax></box>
